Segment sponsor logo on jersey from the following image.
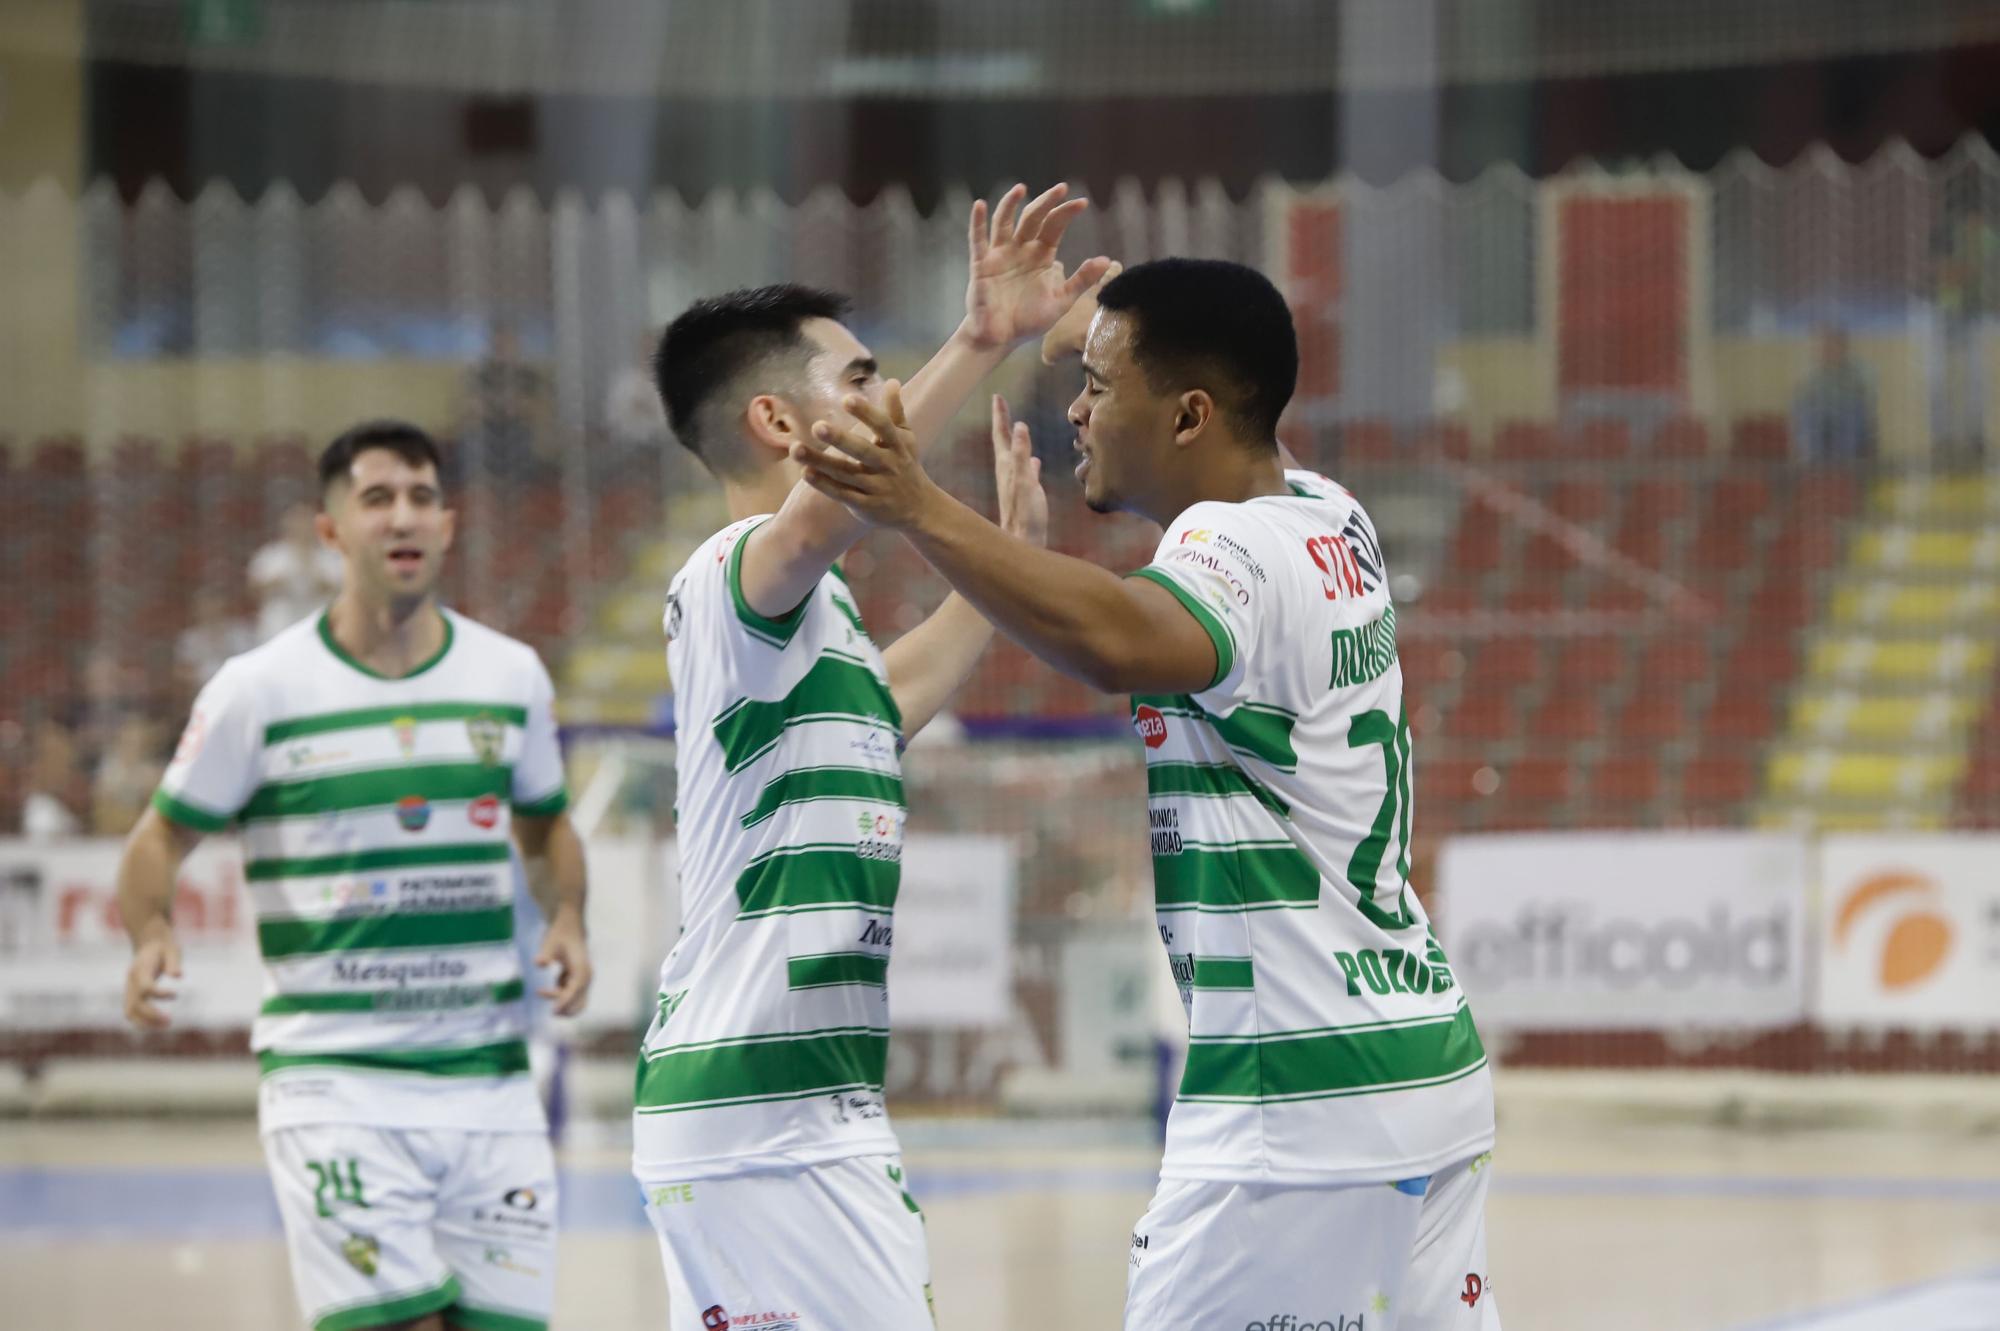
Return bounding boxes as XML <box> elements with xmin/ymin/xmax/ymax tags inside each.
<box><xmin>1134</xmin><ymin>705</ymin><xmax>1169</xmax><ymax>748</ymax></box>
<box><xmin>324</xmin><ymin>878</ymin><xmax>391</xmax><ymax>909</ymax></box>
<box><xmin>848</xmin><ymin>728</ymin><xmax>895</xmax><ymax>762</ymax></box>
<box><xmin>173</xmin><ymin>709</ymin><xmax>209</xmax><ymax>766</ymax></box>
<box><xmin>858</xmin><ymin>918</ymin><xmax>894</xmax><ymax>948</ymax></box>
<box><xmin>1179</xmin><ymin>528</ymin><xmax>1211</xmax><ymax>545</ymax></box>
<box><xmin>285</xmin><ymin>742</ymin><xmax>353</xmax><ymax>772</ymax></box>
<box><xmin>647</xmin><ymin>1182</ymin><xmax>696</xmax><ymax>1206</ymax></box>
<box><xmin>482</xmin><ymin>1245</ymin><xmax>541</xmax><ymax>1277</ymax></box>
<box><xmin>466</xmin><ymin>714</ymin><xmax>505</xmax><ymax>767</ymax></box>
<box><xmin>395</xmin><ymin>795</ymin><xmax>432</xmax><ymax>831</ymax></box>
<box><xmin>1245</xmin><ymin>1313</ymin><xmax>1372</xmax><ymax>1330</ymax></box>
<box><xmin>392</xmin><ymin>715</ymin><xmax>419</xmax><ymax>760</ymax></box>
<box><xmin>503</xmin><ymin>1187</ymin><xmax>539</xmax><ymax>1210</ymax></box>
<box><xmin>468</xmin><ymin>794</ymin><xmax>501</xmax><ymax>829</ymax></box>
<box><xmin>1460</xmin><ymin>1274</ymin><xmax>1487</xmax><ymax>1308</ymax></box>
<box><xmin>341</xmin><ymin>1232</ymin><xmax>380</xmax><ymax>1276</ymax></box>
<box><xmin>1162</xmin><ymin>546</ymin><xmax>1252</xmax><ymax>605</ymax></box>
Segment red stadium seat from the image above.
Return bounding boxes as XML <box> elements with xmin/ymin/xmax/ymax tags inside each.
<box><xmin>1681</xmin><ymin>754</ymin><xmax>1758</xmax><ymax>808</ymax></box>
<box><xmin>1637</xmin><ymin>638</ymin><xmax>1711</xmax><ymax>690</ymax></box>
<box><xmin>1494</xmin><ymin>420</ymin><xmax>1556</xmax><ymax>462</ymax></box>
<box><xmin>1444</xmin><ymin>688</ymin><xmax>1520</xmax><ymax>744</ymax></box>
<box><xmin>1730</xmin><ymin>414</ymin><xmax>1792</xmax><ymax>461</ymax></box>
<box><xmin>1530</xmin><ymin>694</ymin><xmax>1606</xmax><ymax>742</ymax></box>
<box><xmin>1704</xmin><ymin>694</ymin><xmax>1779</xmax><ymax>744</ymax></box>
<box><xmin>1341</xmin><ymin>418</ymin><xmax>1397</xmax><ymax>464</ymax></box>
<box><xmin>1501</xmin><ymin>755</ymin><xmax>1574</xmax><ymax>803</ymax></box>
<box><xmin>1616</xmin><ymin>690</ymin><xmax>1692</xmax><ymax>745</ymax></box>
<box><xmin>1473</xmin><ymin>636</ymin><xmax>1544</xmax><ymax>688</ymax></box>
<box><xmin>1446</xmin><ymin>500</ymin><xmax>1507</xmax><ymax>576</ymax></box>
<box><xmin>1546</xmin><ymin>479</ymin><xmax>1615</xmax><ymax>525</ymax></box>
<box><xmin>1563</xmin><ymin>419</ymin><xmax>1632</xmax><ymax>459</ymax></box>
<box><xmin>1552</xmin><ymin>639</ymin><xmax>1627</xmax><ymax>689</ymax></box>
<box><xmin>1652</xmin><ymin>415</ymin><xmax>1712</xmax><ymax>459</ymax></box>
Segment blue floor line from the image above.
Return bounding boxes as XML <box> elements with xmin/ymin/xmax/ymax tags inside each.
<box><xmin>0</xmin><ymin>1165</ymin><xmax>1994</xmax><ymax>1240</ymax></box>
<box><xmin>1720</xmin><ymin>1262</ymin><xmax>2000</xmax><ymax>1331</ymax></box>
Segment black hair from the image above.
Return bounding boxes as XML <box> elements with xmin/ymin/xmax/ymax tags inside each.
<box><xmin>653</xmin><ymin>284</ymin><xmax>853</xmax><ymax>471</ymax></box>
<box><xmin>1095</xmin><ymin>258</ymin><xmax>1298</xmax><ymax>442</ymax></box>
<box><xmin>318</xmin><ymin>420</ymin><xmax>445</xmax><ymax>496</ymax></box>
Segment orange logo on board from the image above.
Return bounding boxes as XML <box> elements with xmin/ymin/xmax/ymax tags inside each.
<box><xmin>1833</xmin><ymin>871</ymin><xmax>1954</xmax><ymax>990</ymax></box>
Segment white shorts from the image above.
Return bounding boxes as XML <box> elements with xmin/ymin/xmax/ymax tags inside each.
<box><xmin>640</xmin><ymin>1154</ymin><xmax>934</xmax><ymax>1331</ymax></box>
<box><xmin>1126</xmin><ymin>1152</ymin><xmax>1500</xmax><ymax>1331</ymax></box>
<box><xmin>265</xmin><ymin>1123</ymin><xmax>559</xmax><ymax>1331</ymax></box>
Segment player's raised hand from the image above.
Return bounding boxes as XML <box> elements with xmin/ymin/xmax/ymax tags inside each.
<box><xmin>1040</xmin><ymin>260</ymin><xmax>1121</xmax><ymax>366</ymax></box>
<box><xmin>535</xmin><ymin>910</ymin><xmax>593</xmax><ymax>1018</ymax></box>
<box><xmin>991</xmin><ymin>395</ymin><xmax>1048</xmax><ymax>548</ymax></box>
<box><xmin>124</xmin><ymin>928</ymin><xmax>182</xmax><ymax>1030</ymax></box>
<box><xmin>961</xmin><ymin>183</ymin><xmax>1115</xmax><ymax>351</ymax></box>
<box><xmin>795</xmin><ymin>380</ymin><xmax>941</xmax><ymax>530</ymax></box>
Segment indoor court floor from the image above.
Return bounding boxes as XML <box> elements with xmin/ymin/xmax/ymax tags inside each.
<box><xmin>2</xmin><ymin>1114</ymin><xmax>1996</xmax><ymax>1330</ymax></box>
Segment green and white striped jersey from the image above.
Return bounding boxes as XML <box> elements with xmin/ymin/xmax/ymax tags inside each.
<box><xmin>1130</xmin><ymin>470</ymin><xmax>1494</xmax><ymax>1185</ymax></box>
<box><xmin>634</xmin><ymin>515</ymin><xmax>906</xmax><ymax>1179</ymax></box>
<box><xmin>153</xmin><ymin>608</ymin><xmax>567</xmax><ymax>1133</ymax></box>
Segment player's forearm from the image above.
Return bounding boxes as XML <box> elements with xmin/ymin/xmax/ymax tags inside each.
<box><xmin>116</xmin><ymin>810</ymin><xmax>192</xmax><ymax>948</ymax></box>
<box><xmin>522</xmin><ymin>814</ymin><xmax>588</xmax><ymax>925</ymax></box>
<box><xmin>904</xmin><ymin>491</ymin><xmax>1152</xmax><ymax>692</ymax></box>
<box><xmin>883</xmin><ymin>592</ymin><xmax>995</xmax><ymax>739</ymax></box>
<box><xmin>747</xmin><ymin>330</ymin><xmax>1013</xmax><ymax>616</ymax></box>
<box><xmin>899</xmin><ymin>324</ymin><xmax>1009</xmax><ymax>449</ymax></box>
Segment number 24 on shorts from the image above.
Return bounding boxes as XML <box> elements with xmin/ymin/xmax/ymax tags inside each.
<box><xmin>307</xmin><ymin>1158</ymin><xmax>370</xmax><ymax>1218</ymax></box>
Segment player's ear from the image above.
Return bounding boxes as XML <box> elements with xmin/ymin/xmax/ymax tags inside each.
<box><xmin>438</xmin><ymin>503</ymin><xmax>456</xmax><ymax>553</ymax></box>
<box><xmin>745</xmin><ymin>393</ymin><xmax>800</xmax><ymax>457</ymax></box>
<box><xmin>1173</xmin><ymin>390</ymin><xmax>1215</xmax><ymax>446</ymax></box>
<box><xmin>313</xmin><ymin>505</ymin><xmax>339</xmax><ymax>548</ymax></box>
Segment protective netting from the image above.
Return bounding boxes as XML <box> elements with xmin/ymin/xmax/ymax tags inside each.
<box><xmin>8</xmin><ymin>142</ymin><xmax>2000</xmax><ymax>1090</ymax></box>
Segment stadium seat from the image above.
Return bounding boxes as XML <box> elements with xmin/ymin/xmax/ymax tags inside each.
<box><xmin>1651</xmin><ymin>415</ymin><xmax>1712</xmax><ymax>459</ymax></box>
<box><xmin>1473</xmin><ymin>636</ymin><xmax>1544</xmax><ymax>689</ymax></box>
<box><xmin>1730</xmin><ymin>413</ymin><xmax>1792</xmax><ymax>461</ymax></box>
<box><xmin>1341</xmin><ymin>418</ymin><xmax>1397</xmax><ymax>464</ymax></box>
<box><xmin>1530</xmin><ymin>694</ymin><xmax>1606</xmax><ymax>742</ymax></box>
<box><xmin>1546</xmin><ymin>478</ymin><xmax>1615</xmax><ymax>525</ymax></box>
<box><xmin>1494</xmin><ymin>420</ymin><xmax>1556</xmax><ymax>462</ymax></box>
<box><xmin>1553</xmin><ymin>639</ymin><xmax>1627</xmax><ymax>690</ymax></box>
<box><xmin>1561</xmin><ymin>419</ymin><xmax>1631</xmax><ymax>460</ymax></box>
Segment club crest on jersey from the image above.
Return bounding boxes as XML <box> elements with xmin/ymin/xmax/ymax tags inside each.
<box><xmin>341</xmin><ymin>1232</ymin><xmax>380</xmax><ymax>1276</ymax></box>
<box><xmin>1134</xmin><ymin>705</ymin><xmax>1169</xmax><ymax>749</ymax></box>
<box><xmin>396</xmin><ymin>796</ymin><xmax>432</xmax><ymax>832</ymax></box>
<box><xmin>392</xmin><ymin>715</ymin><xmax>419</xmax><ymax>760</ymax></box>
<box><xmin>468</xmin><ymin>794</ymin><xmax>501</xmax><ymax>829</ymax></box>
<box><xmin>466</xmin><ymin>714</ymin><xmax>504</xmax><ymax>767</ymax></box>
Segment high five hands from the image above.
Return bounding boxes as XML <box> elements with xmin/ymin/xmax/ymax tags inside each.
<box><xmin>794</xmin><ymin>385</ymin><xmax>1047</xmax><ymax>547</ymax></box>
<box><xmin>960</xmin><ymin>184</ymin><xmax>1115</xmax><ymax>351</ymax></box>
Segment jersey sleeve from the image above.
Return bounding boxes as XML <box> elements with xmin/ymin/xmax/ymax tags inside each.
<box><xmin>667</xmin><ymin>515</ymin><xmax>817</xmax><ymax>674</ymax></box>
<box><xmin>151</xmin><ymin>659</ymin><xmax>264</xmax><ymax>832</ymax></box>
<box><xmin>1126</xmin><ymin>503</ymin><xmax>1275</xmax><ymax>707</ymax></box>
<box><xmin>512</xmin><ymin>653</ymin><xmax>570</xmax><ymax>817</ymax></box>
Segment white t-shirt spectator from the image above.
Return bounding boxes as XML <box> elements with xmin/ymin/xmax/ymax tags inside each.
<box><xmin>249</xmin><ymin>540</ymin><xmax>342</xmax><ymax>642</ymax></box>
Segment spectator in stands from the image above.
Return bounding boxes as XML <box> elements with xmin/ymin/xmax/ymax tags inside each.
<box><xmin>175</xmin><ymin>588</ymin><xmax>255</xmax><ymax>694</ymax></box>
<box><xmin>91</xmin><ymin>716</ymin><xmax>162</xmax><ymax>836</ymax></box>
<box><xmin>461</xmin><ymin>320</ymin><xmax>554</xmax><ymax>480</ymax></box>
<box><xmin>1791</xmin><ymin>326</ymin><xmax>1876</xmax><ymax>464</ymax></box>
<box><xmin>1927</xmin><ymin>199</ymin><xmax>1999</xmax><ymax>466</ymax></box>
<box><xmin>70</xmin><ymin>650</ymin><xmax>148</xmax><ymax>769</ymax></box>
<box><xmin>249</xmin><ymin>501</ymin><xmax>342</xmax><ymax>642</ymax></box>
<box><xmin>21</xmin><ymin>722</ymin><xmax>84</xmax><ymax>841</ymax></box>
<box><xmin>606</xmin><ymin>331</ymin><xmax>670</xmax><ymax>454</ymax></box>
